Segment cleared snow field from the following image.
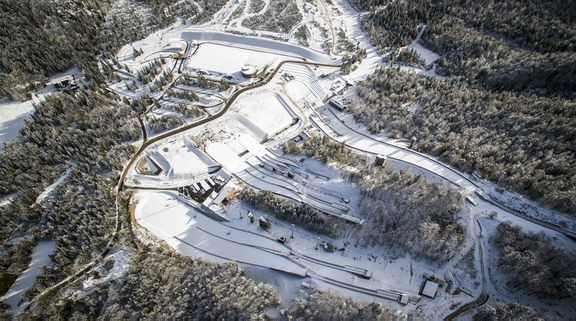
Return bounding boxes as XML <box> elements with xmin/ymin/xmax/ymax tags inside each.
<box><xmin>0</xmin><ymin>67</ymin><xmax>79</xmax><ymax>150</ymax></box>
<box><xmin>407</xmin><ymin>41</ymin><xmax>440</xmax><ymax>65</ymax></box>
<box><xmin>231</xmin><ymin>92</ymin><xmax>295</xmax><ymax>137</ymax></box>
<box><xmin>0</xmin><ymin>100</ymin><xmax>35</xmax><ymax>151</ymax></box>
<box><xmin>407</xmin><ymin>25</ymin><xmax>440</xmax><ymax>65</ymax></box>
<box><xmin>187</xmin><ymin>43</ymin><xmax>287</xmax><ymax>75</ymax></box>
<box><xmin>285</xmin><ymin>81</ymin><xmax>312</xmax><ymax>102</ymax></box>
<box><xmin>133</xmin><ymin>189</ymin><xmax>423</xmax><ymax>307</ymax></box>
<box><xmin>155</xmin><ymin>137</ymin><xmax>218</xmax><ymax>176</ymax></box>
<box><xmin>134</xmin><ymin>191</ymin><xmax>308</xmax><ymax>276</ymax></box>
<box><xmin>206</xmin><ymin>142</ymin><xmax>244</xmax><ymax>172</ymax></box>
<box><xmin>1</xmin><ymin>241</ymin><xmax>56</xmax><ymax>312</ymax></box>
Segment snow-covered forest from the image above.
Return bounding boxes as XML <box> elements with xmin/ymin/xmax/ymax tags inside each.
<box><xmin>359</xmin><ymin>0</ymin><xmax>576</xmax><ymax>97</ymax></box>
<box><xmin>284</xmin><ymin>134</ymin><xmax>465</xmax><ymax>263</ymax></box>
<box><xmin>0</xmin><ymin>0</ymin><xmax>574</xmax><ymax>319</ymax></box>
<box><xmin>349</xmin><ymin>68</ymin><xmax>576</xmax><ymax>216</ymax></box>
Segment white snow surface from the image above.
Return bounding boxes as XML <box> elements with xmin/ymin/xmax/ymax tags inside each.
<box><xmin>133</xmin><ymin>189</ymin><xmax>425</xmax><ymax>307</ymax></box>
<box><xmin>232</xmin><ymin>92</ymin><xmax>294</xmax><ymax>137</ymax></box>
<box><xmin>134</xmin><ymin>191</ymin><xmax>308</xmax><ymax>276</ymax></box>
<box><xmin>1</xmin><ymin>241</ymin><xmax>56</xmax><ymax>312</ymax></box>
<box><xmin>0</xmin><ymin>66</ymin><xmax>79</xmax><ymax>150</ymax></box>
<box><xmin>407</xmin><ymin>41</ymin><xmax>440</xmax><ymax>65</ymax></box>
<box><xmin>111</xmin><ymin>4</ymin><xmax>576</xmax><ymax>318</ymax></box>
<box><xmin>407</xmin><ymin>25</ymin><xmax>440</xmax><ymax>65</ymax></box>
<box><xmin>187</xmin><ymin>43</ymin><xmax>287</xmax><ymax>75</ymax></box>
<box><xmin>78</xmin><ymin>248</ymin><xmax>132</xmax><ymax>296</ymax></box>
<box><xmin>0</xmin><ymin>100</ymin><xmax>35</xmax><ymax>151</ymax></box>
<box><xmin>181</xmin><ymin>29</ymin><xmax>334</xmax><ymax>64</ymax></box>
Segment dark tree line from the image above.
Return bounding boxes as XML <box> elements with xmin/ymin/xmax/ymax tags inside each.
<box><xmin>239</xmin><ymin>189</ymin><xmax>340</xmax><ymax>237</ymax></box>
<box><xmin>248</xmin><ymin>0</ymin><xmax>265</xmax><ymax>14</ymax></box>
<box><xmin>0</xmin><ymin>90</ymin><xmax>140</xmax><ymax>301</ymax></box>
<box><xmin>21</xmin><ymin>248</ymin><xmax>280</xmax><ymax>320</ymax></box>
<box><xmin>349</xmin><ymin>166</ymin><xmax>464</xmax><ymax>263</ymax></box>
<box><xmin>242</xmin><ymin>0</ymin><xmax>302</xmax><ymax>33</ymax></box>
<box><xmin>0</xmin><ymin>0</ymin><xmax>112</xmax><ymax>100</ymax></box>
<box><xmin>359</xmin><ymin>0</ymin><xmax>576</xmax><ymax>97</ymax></box>
<box><xmin>148</xmin><ymin>114</ymin><xmax>185</xmax><ymax>134</ymax></box>
<box><xmin>394</xmin><ymin>48</ymin><xmax>425</xmax><ymax>67</ymax></box>
<box><xmin>137</xmin><ymin>58</ymin><xmax>166</xmax><ymax>85</ymax></box>
<box><xmin>0</xmin><ymin>0</ymin><xmax>229</xmax><ymax>101</ymax></box>
<box><xmin>474</xmin><ymin>303</ymin><xmax>558</xmax><ymax>321</ymax></box>
<box><xmin>494</xmin><ymin>222</ymin><xmax>576</xmax><ymax>298</ymax></box>
<box><xmin>285</xmin><ymin>289</ymin><xmax>407</xmax><ymax>320</ymax></box>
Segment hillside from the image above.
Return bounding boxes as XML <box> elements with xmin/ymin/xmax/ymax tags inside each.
<box><xmin>351</xmin><ymin>0</ymin><xmax>576</xmax><ymax>215</ymax></box>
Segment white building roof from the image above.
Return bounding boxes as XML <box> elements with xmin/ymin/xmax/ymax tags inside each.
<box><xmin>421</xmin><ymin>280</ymin><xmax>439</xmax><ymax>298</ymax></box>
<box><xmin>199</xmin><ymin>180</ymin><xmax>211</xmax><ymax>191</ymax></box>
<box><xmin>213</xmin><ymin>183</ymin><xmax>235</xmax><ymax>205</ymax></box>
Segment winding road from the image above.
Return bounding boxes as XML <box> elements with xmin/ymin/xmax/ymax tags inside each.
<box><xmin>24</xmin><ymin>30</ymin><xmax>576</xmax><ymax>317</ymax></box>
<box><xmin>25</xmin><ymin>56</ymin><xmax>340</xmax><ymax>313</ymax></box>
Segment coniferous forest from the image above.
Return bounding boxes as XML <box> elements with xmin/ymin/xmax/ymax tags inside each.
<box><xmin>0</xmin><ymin>0</ymin><xmax>575</xmax><ymax>319</ymax></box>
<box><xmin>350</xmin><ymin>0</ymin><xmax>576</xmax><ymax>215</ymax></box>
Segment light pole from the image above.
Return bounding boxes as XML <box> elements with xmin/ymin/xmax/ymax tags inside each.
<box><xmin>291</xmin><ymin>224</ymin><xmax>295</xmax><ymax>238</ymax></box>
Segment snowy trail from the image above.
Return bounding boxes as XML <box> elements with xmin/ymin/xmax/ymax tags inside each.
<box><xmin>406</xmin><ymin>25</ymin><xmax>440</xmax><ymax>65</ymax></box>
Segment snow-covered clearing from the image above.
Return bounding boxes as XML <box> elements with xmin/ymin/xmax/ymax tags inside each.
<box><xmin>232</xmin><ymin>91</ymin><xmax>295</xmax><ymax>137</ymax></box>
<box><xmin>75</xmin><ymin>248</ymin><xmax>131</xmax><ymax>298</ymax></box>
<box><xmin>0</xmin><ymin>66</ymin><xmax>81</xmax><ymax>150</ymax></box>
<box><xmin>110</xmin><ymin>4</ymin><xmax>576</xmax><ymax>318</ymax></box>
<box><xmin>125</xmin><ymin>137</ymin><xmax>218</xmax><ymax>188</ymax></box>
<box><xmin>155</xmin><ymin>137</ymin><xmax>218</xmax><ymax>176</ymax></box>
<box><xmin>407</xmin><ymin>25</ymin><xmax>440</xmax><ymax>65</ymax></box>
<box><xmin>0</xmin><ymin>100</ymin><xmax>35</xmax><ymax>151</ymax></box>
<box><xmin>187</xmin><ymin>43</ymin><xmax>288</xmax><ymax>75</ymax></box>
<box><xmin>133</xmin><ymin>189</ymin><xmax>428</xmax><ymax>307</ymax></box>
<box><xmin>1</xmin><ymin>241</ymin><xmax>56</xmax><ymax>313</ymax></box>
<box><xmin>408</xmin><ymin>42</ymin><xmax>440</xmax><ymax>65</ymax></box>
<box><xmin>134</xmin><ymin>191</ymin><xmax>308</xmax><ymax>276</ymax></box>
<box><xmin>35</xmin><ymin>166</ymin><xmax>72</xmax><ymax>204</ymax></box>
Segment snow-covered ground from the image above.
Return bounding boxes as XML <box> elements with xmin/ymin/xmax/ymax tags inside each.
<box><xmin>125</xmin><ymin>76</ymin><xmax>302</xmax><ymax>186</ymax></box>
<box><xmin>0</xmin><ymin>100</ymin><xmax>35</xmax><ymax>151</ymax></box>
<box><xmin>134</xmin><ymin>190</ymin><xmax>309</xmax><ymax>276</ymax></box>
<box><xmin>133</xmin><ymin>189</ymin><xmax>425</xmax><ymax>307</ymax></box>
<box><xmin>1</xmin><ymin>241</ymin><xmax>56</xmax><ymax>313</ymax></box>
<box><xmin>125</xmin><ymin>137</ymin><xmax>218</xmax><ymax>188</ymax></box>
<box><xmin>0</xmin><ymin>66</ymin><xmax>82</xmax><ymax>151</ymax></box>
<box><xmin>111</xmin><ymin>3</ymin><xmax>576</xmax><ymax>319</ymax></box>
<box><xmin>233</xmin><ymin>92</ymin><xmax>295</xmax><ymax>137</ymax></box>
<box><xmin>407</xmin><ymin>25</ymin><xmax>440</xmax><ymax>65</ymax></box>
<box><xmin>186</xmin><ymin>43</ymin><xmax>288</xmax><ymax>75</ymax></box>
<box><xmin>314</xmin><ymin>104</ymin><xmax>576</xmax><ymax>236</ymax></box>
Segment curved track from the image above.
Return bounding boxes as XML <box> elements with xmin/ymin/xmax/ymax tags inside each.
<box><xmin>25</xmin><ymin>58</ymin><xmax>340</xmax><ymax>311</ymax></box>
<box><xmin>317</xmin><ymin>106</ymin><xmax>576</xmax><ymax>239</ymax></box>
<box><xmin>119</xmin><ymin>60</ymin><xmax>340</xmax><ymax>189</ymax></box>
